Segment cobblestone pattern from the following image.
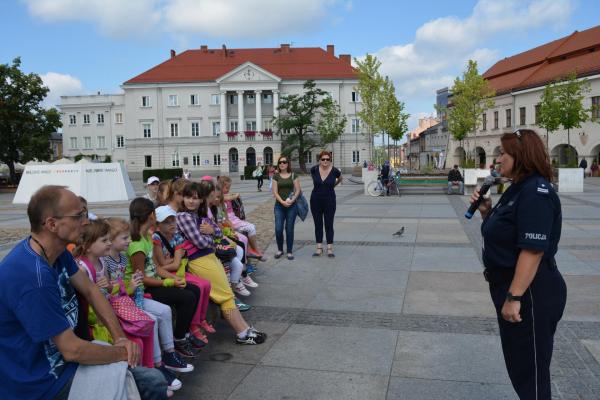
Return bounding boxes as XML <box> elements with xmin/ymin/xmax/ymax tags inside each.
<box><xmin>245</xmin><ymin>305</ymin><xmax>600</xmax><ymax>399</ymax></box>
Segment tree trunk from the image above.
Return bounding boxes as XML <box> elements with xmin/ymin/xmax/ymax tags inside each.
<box><xmin>386</xmin><ymin>132</ymin><xmax>390</xmax><ymax>163</ymax></box>
<box><xmin>7</xmin><ymin>160</ymin><xmax>17</xmax><ymax>185</ymax></box>
<box><xmin>298</xmin><ymin>134</ymin><xmax>307</xmax><ymax>173</ymax></box>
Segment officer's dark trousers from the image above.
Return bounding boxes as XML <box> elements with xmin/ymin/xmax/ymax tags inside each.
<box><xmin>488</xmin><ymin>261</ymin><xmax>567</xmax><ymax>400</ymax></box>
<box><xmin>310</xmin><ymin>194</ymin><xmax>336</xmax><ymax>244</ymax></box>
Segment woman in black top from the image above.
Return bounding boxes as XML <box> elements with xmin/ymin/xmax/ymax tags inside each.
<box><xmin>470</xmin><ymin>129</ymin><xmax>566</xmax><ymax>399</ymax></box>
<box><xmin>310</xmin><ymin>150</ymin><xmax>342</xmax><ymax>257</ymax></box>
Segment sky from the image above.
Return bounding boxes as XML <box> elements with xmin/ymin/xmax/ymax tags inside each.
<box><xmin>2</xmin><ymin>0</ymin><xmax>599</xmax><ymax>131</ymax></box>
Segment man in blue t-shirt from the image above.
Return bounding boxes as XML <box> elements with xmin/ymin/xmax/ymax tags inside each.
<box><xmin>0</xmin><ymin>186</ymin><xmax>141</xmax><ymax>400</ymax></box>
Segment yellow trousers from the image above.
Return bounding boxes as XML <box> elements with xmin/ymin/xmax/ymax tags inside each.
<box><xmin>188</xmin><ymin>253</ymin><xmax>236</xmax><ymax>311</ymax></box>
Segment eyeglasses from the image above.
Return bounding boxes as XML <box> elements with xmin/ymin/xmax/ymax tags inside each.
<box><xmin>513</xmin><ymin>130</ymin><xmax>522</xmax><ymax>139</ymax></box>
<box><xmin>278</xmin><ymin>160</ymin><xmax>288</xmax><ymax>164</ymax></box>
<box><xmin>53</xmin><ymin>209</ymin><xmax>89</xmax><ymax>221</ymax></box>
<box><xmin>320</xmin><ymin>158</ymin><xmax>331</xmax><ymax>162</ymax></box>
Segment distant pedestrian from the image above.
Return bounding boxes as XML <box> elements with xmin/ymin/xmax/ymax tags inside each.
<box><xmin>579</xmin><ymin>158</ymin><xmax>588</xmax><ymax>179</ymax></box>
<box><xmin>144</xmin><ymin>176</ymin><xmax>160</xmax><ymax>207</ymax></box>
<box><xmin>253</xmin><ymin>163</ymin><xmax>264</xmax><ymax>192</ymax></box>
<box><xmin>268</xmin><ymin>165</ymin><xmax>275</xmax><ymax>190</ymax></box>
<box><xmin>381</xmin><ymin>161</ymin><xmax>391</xmax><ymax>196</ymax></box>
<box><xmin>310</xmin><ymin>150</ymin><xmax>342</xmax><ymax>258</ymax></box>
<box><xmin>271</xmin><ymin>156</ymin><xmax>301</xmax><ymax>260</ymax></box>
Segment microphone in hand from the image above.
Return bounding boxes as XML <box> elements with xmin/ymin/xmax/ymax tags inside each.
<box><xmin>465</xmin><ymin>176</ymin><xmax>500</xmax><ymax>219</ymax></box>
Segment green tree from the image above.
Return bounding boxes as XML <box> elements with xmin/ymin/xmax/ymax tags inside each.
<box><xmin>274</xmin><ymin>80</ymin><xmax>346</xmax><ymax>172</ymax></box>
<box><xmin>554</xmin><ymin>72</ymin><xmax>591</xmax><ymax>147</ymax></box>
<box><xmin>447</xmin><ymin>60</ymin><xmax>495</xmax><ymax>158</ymax></box>
<box><xmin>0</xmin><ymin>57</ymin><xmax>62</xmax><ymax>183</ymax></box>
<box><xmin>354</xmin><ymin>54</ymin><xmax>384</xmax><ymax>160</ymax></box>
<box><xmin>376</xmin><ymin>76</ymin><xmax>409</xmax><ymax>163</ymax></box>
<box><xmin>537</xmin><ymin>83</ymin><xmax>562</xmax><ymax>152</ymax></box>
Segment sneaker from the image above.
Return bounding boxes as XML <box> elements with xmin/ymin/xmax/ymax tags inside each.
<box><xmin>186</xmin><ymin>333</ymin><xmax>206</xmax><ymax>349</ymax></box>
<box><xmin>174</xmin><ymin>338</ymin><xmax>199</xmax><ymax>358</ymax></box>
<box><xmin>236</xmin><ymin>327</ymin><xmax>267</xmax><ymax>345</ymax></box>
<box><xmin>242</xmin><ymin>275</ymin><xmax>258</xmax><ymax>288</ymax></box>
<box><xmin>162</xmin><ymin>351</ymin><xmax>194</xmax><ymax>373</ymax></box>
<box><xmin>199</xmin><ymin>320</ymin><xmax>216</xmax><ymax>334</ymax></box>
<box><xmin>245</xmin><ymin>263</ymin><xmax>257</xmax><ymax>274</ymax></box>
<box><xmin>167</xmin><ymin>390</ymin><xmax>174</xmax><ymax>398</ymax></box>
<box><xmin>157</xmin><ymin>365</ymin><xmax>183</xmax><ymax>391</ymax></box>
<box><xmin>233</xmin><ymin>281</ymin><xmax>251</xmax><ymax>296</ymax></box>
<box><xmin>235</xmin><ymin>297</ymin><xmax>251</xmax><ymax>312</ymax></box>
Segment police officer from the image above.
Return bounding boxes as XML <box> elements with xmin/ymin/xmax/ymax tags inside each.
<box><xmin>470</xmin><ymin>129</ymin><xmax>567</xmax><ymax>400</ymax></box>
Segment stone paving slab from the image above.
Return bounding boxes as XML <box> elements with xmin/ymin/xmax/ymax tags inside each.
<box><xmin>387</xmin><ymin>377</ymin><xmax>518</xmax><ymax>400</ymax></box>
<box><xmin>230</xmin><ymin>366</ymin><xmax>390</xmax><ymax>400</ymax></box>
<box><xmin>306</xmin><ymin>284</ymin><xmax>407</xmax><ymax>313</ymax></box>
<box><xmin>410</xmin><ymin>246</ymin><xmax>482</xmax><ymax>273</ymax></box>
<box><xmin>562</xmin><ymin>276</ymin><xmax>600</xmax><ymax>322</ymax></box>
<box><xmin>260</xmin><ymin>324</ymin><xmax>398</xmax><ymax>375</ymax></box>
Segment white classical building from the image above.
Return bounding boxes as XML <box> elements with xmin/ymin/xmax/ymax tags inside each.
<box><xmin>448</xmin><ymin>25</ymin><xmax>600</xmax><ymax>169</ymax></box>
<box><xmin>60</xmin><ymin>44</ymin><xmax>368</xmax><ymax>178</ymax></box>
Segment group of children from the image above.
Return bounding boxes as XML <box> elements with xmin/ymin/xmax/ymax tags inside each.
<box><xmin>73</xmin><ymin>176</ymin><xmax>267</xmax><ymax>397</ymax></box>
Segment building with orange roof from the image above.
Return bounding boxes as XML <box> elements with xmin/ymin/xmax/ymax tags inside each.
<box><xmin>60</xmin><ymin>44</ymin><xmax>369</xmax><ymax>177</ymax></box>
<box><xmin>448</xmin><ymin>24</ymin><xmax>600</xmax><ymax>170</ymax></box>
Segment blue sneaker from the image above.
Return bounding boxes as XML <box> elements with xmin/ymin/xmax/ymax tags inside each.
<box><xmin>245</xmin><ymin>263</ymin><xmax>257</xmax><ymax>275</ymax></box>
<box><xmin>235</xmin><ymin>297</ymin><xmax>251</xmax><ymax>312</ymax></box>
<box><xmin>157</xmin><ymin>365</ymin><xmax>183</xmax><ymax>391</ymax></box>
<box><xmin>163</xmin><ymin>351</ymin><xmax>193</xmax><ymax>373</ymax></box>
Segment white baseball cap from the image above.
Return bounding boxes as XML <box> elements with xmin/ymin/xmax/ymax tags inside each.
<box><xmin>147</xmin><ymin>176</ymin><xmax>160</xmax><ymax>185</ymax></box>
<box><xmin>155</xmin><ymin>205</ymin><xmax>177</xmax><ymax>223</ymax></box>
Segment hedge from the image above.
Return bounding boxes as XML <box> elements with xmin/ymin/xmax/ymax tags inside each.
<box><xmin>142</xmin><ymin>168</ymin><xmax>183</xmax><ymax>182</ymax></box>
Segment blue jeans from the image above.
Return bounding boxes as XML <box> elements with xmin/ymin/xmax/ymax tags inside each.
<box><xmin>274</xmin><ymin>202</ymin><xmax>297</xmax><ymax>253</ymax></box>
<box><xmin>130</xmin><ymin>366</ymin><xmax>168</xmax><ymax>400</ymax></box>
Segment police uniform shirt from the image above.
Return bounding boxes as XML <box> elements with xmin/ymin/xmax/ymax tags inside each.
<box><xmin>481</xmin><ymin>174</ymin><xmax>561</xmax><ymax>269</ymax></box>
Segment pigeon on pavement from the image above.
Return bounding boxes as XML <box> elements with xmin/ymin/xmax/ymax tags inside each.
<box><xmin>393</xmin><ymin>227</ymin><xmax>405</xmax><ymax>237</ymax></box>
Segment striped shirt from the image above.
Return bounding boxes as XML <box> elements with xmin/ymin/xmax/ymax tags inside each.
<box><xmin>100</xmin><ymin>253</ymin><xmax>128</xmax><ymax>281</ymax></box>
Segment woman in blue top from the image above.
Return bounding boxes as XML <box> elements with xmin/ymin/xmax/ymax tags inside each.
<box><xmin>470</xmin><ymin>129</ymin><xmax>566</xmax><ymax>399</ymax></box>
<box><xmin>310</xmin><ymin>150</ymin><xmax>342</xmax><ymax>257</ymax></box>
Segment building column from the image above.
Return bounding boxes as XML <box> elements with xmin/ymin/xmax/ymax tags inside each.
<box><xmin>237</xmin><ymin>90</ymin><xmax>244</xmax><ymax>133</ymax></box>
<box><xmin>220</xmin><ymin>91</ymin><xmax>226</xmax><ymax>135</ymax></box>
<box><xmin>273</xmin><ymin>90</ymin><xmax>279</xmax><ymax>120</ymax></box>
<box><xmin>255</xmin><ymin>90</ymin><xmax>262</xmax><ymax>132</ymax></box>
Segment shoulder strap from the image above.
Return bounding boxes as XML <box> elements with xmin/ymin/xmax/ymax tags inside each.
<box><xmin>155</xmin><ymin>231</ymin><xmax>175</xmax><ymax>257</ymax></box>
<box><xmin>78</xmin><ymin>256</ymin><xmax>97</xmax><ymax>283</ymax></box>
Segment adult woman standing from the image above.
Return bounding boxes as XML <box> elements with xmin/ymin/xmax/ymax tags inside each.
<box><xmin>470</xmin><ymin>129</ymin><xmax>566</xmax><ymax>399</ymax></box>
<box><xmin>310</xmin><ymin>150</ymin><xmax>342</xmax><ymax>257</ymax></box>
<box><xmin>271</xmin><ymin>156</ymin><xmax>301</xmax><ymax>260</ymax></box>
<box><xmin>253</xmin><ymin>163</ymin><xmax>264</xmax><ymax>192</ymax></box>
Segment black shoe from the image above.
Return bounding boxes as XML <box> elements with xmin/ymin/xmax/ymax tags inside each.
<box><xmin>236</xmin><ymin>327</ymin><xmax>267</xmax><ymax>345</ymax></box>
<box><xmin>187</xmin><ymin>333</ymin><xmax>206</xmax><ymax>350</ymax></box>
<box><xmin>174</xmin><ymin>338</ymin><xmax>199</xmax><ymax>358</ymax></box>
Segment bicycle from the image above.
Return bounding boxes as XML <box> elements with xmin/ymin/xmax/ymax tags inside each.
<box><xmin>367</xmin><ymin>173</ymin><xmax>402</xmax><ymax>197</ymax></box>
<box><xmin>367</xmin><ymin>175</ymin><xmax>385</xmax><ymax>197</ymax></box>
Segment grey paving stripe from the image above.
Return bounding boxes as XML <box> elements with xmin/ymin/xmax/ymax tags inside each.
<box><xmin>559</xmin><ymin>194</ymin><xmax>600</xmax><ymax>208</ymax></box>
<box><xmin>293</xmin><ymin>239</ymin><xmax>471</xmax><ymax>248</ymax></box>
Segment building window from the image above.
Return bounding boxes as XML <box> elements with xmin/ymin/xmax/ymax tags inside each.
<box><xmin>69</xmin><ymin>115</ymin><xmax>76</xmax><ymax>125</ymax></box>
<box><xmin>213</xmin><ymin>154</ymin><xmax>221</xmax><ymax>166</ymax></box>
<box><xmin>83</xmin><ymin>136</ymin><xmax>92</xmax><ymax>149</ymax></box>
<box><xmin>144</xmin><ymin>155</ymin><xmax>152</xmax><ymax>168</ymax></box>
<box><xmin>211</xmin><ymin>94</ymin><xmax>220</xmax><ymax>105</ymax></box>
<box><xmin>304</xmin><ymin>151</ymin><xmax>313</xmax><ymax>164</ymax></box>
<box><xmin>230</xmin><ymin>121</ymin><xmax>238</xmax><ymax>132</ymax></box>
<box><xmin>592</xmin><ymin>96</ymin><xmax>600</xmax><ymax>119</ymax></box>
<box><xmin>142</xmin><ymin>123</ymin><xmax>152</xmax><ymax>138</ymax></box>
<box><xmin>519</xmin><ymin>107</ymin><xmax>526</xmax><ymax>125</ymax></box>
<box><xmin>482</xmin><ymin>113</ymin><xmax>487</xmax><ymax>131</ymax></box>
<box><xmin>170</xmin><ymin>122</ymin><xmax>179</xmax><ymax>137</ymax></box>
<box><xmin>141</xmin><ymin>96</ymin><xmax>150</xmax><ymax>107</ymax></box>
<box><xmin>212</xmin><ymin>122</ymin><xmax>220</xmax><ymax>136</ymax></box>
<box><xmin>246</xmin><ymin>121</ymin><xmax>256</xmax><ymax>131</ymax></box>
<box><xmin>247</xmin><ymin>94</ymin><xmax>255</xmax><ymax>104</ymax></box>
<box><xmin>171</xmin><ymin>152</ymin><xmax>180</xmax><ymax>167</ymax></box>
<box><xmin>351</xmin><ymin>118</ymin><xmax>361</xmax><ymax>133</ymax></box>
<box><xmin>352</xmin><ymin>150</ymin><xmax>360</xmax><ymax>163</ymax></box>
<box><xmin>115</xmin><ymin>112</ymin><xmax>123</xmax><ymax>123</ymax></box>
<box><xmin>83</xmin><ymin>114</ymin><xmax>90</xmax><ymax>124</ymax></box>
<box><xmin>263</xmin><ymin>119</ymin><xmax>273</xmax><ymax>131</ymax></box>
<box><xmin>97</xmin><ymin>136</ymin><xmax>106</xmax><ymax>148</ymax></box>
<box><xmin>535</xmin><ymin>104</ymin><xmax>541</xmax><ymax>125</ymax></box>
<box><xmin>192</xmin><ymin>153</ymin><xmax>201</xmax><ymax>166</ymax></box>
<box><xmin>168</xmin><ymin>95</ymin><xmax>178</xmax><ymax>107</ymax></box>
<box><xmin>70</xmin><ymin>137</ymin><xmax>78</xmax><ymax>149</ymax></box>
<box><xmin>493</xmin><ymin>111</ymin><xmax>498</xmax><ymax>129</ymax></box>
<box><xmin>190</xmin><ymin>94</ymin><xmax>199</xmax><ymax>105</ymax></box>
<box><xmin>97</xmin><ymin>114</ymin><xmax>104</xmax><ymax>124</ymax></box>
<box><xmin>263</xmin><ymin>94</ymin><xmax>272</xmax><ymax>103</ymax></box>
<box><xmin>116</xmin><ymin>135</ymin><xmax>124</xmax><ymax>148</ymax></box>
<box><xmin>351</xmin><ymin>91</ymin><xmax>360</xmax><ymax>102</ymax></box>
<box><xmin>229</xmin><ymin>94</ymin><xmax>238</xmax><ymax>104</ymax></box>
<box><xmin>506</xmin><ymin>109</ymin><xmax>511</xmax><ymax>127</ymax></box>
<box><xmin>191</xmin><ymin>122</ymin><xmax>200</xmax><ymax>137</ymax></box>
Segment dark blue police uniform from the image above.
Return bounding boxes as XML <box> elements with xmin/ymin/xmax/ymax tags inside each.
<box><xmin>481</xmin><ymin>174</ymin><xmax>567</xmax><ymax>400</ymax></box>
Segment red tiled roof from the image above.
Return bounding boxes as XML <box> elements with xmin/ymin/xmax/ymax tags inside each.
<box><xmin>483</xmin><ymin>25</ymin><xmax>600</xmax><ymax>94</ymax></box>
<box><xmin>124</xmin><ymin>46</ymin><xmax>356</xmax><ymax>84</ymax></box>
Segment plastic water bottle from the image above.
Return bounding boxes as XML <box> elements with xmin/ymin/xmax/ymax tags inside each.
<box><xmin>134</xmin><ymin>286</ymin><xmax>144</xmax><ymax>309</ymax></box>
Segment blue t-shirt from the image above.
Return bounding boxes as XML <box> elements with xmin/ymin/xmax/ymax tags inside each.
<box><xmin>0</xmin><ymin>238</ymin><xmax>79</xmax><ymax>400</ymax></box>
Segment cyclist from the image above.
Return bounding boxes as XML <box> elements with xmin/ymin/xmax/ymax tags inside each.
<box><xmin>380</xmin><ymin>161</ymin><xmax>391</xmax><ymax>196</ymax></box>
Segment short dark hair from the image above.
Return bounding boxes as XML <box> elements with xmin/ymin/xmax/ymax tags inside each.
<box><xmin>28</xmin><ymin>185</ymin><xmax>67</xmax><ymax>233</ymax></box>
<box><xmin>453</xmin><ymin>164</ymin><xmax>459</xmax><ymax>169</ymax></box>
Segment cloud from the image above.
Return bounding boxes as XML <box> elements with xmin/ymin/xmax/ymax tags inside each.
<box><xmin>369</xmin><ymin>0</ymin><xmax>574</xmax><ymax>128</ymax></box>
<box><xmin>40</xmin><ymin>72</ymin><xmax>83</xmax><ymax>108</ymax></box>
<box><xmin>22</xmin><ymin>0</ymin><xmax>339</xmax><ymax>39</ymax></box>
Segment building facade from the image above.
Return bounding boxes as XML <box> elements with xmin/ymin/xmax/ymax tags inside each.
<box><xmin>60</xmin><ymin>45</ymin><xmax>369</xmax><ymax>178</ymax></box>
<box><xmin>448</xmin><ymin>25</ymin><xmax>600</xmax><ymax>168</ymax></box>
